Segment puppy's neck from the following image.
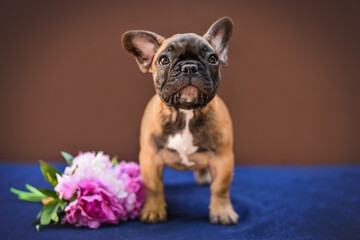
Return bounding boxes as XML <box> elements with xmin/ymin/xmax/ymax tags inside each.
<box><xmin>160</xmin><ymin>98</ymin><xmax>213</xmax><ymax>116</ymax></box>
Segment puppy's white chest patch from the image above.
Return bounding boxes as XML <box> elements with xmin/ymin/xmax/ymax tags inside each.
<box><xmin>167</xmin><ymin>109</ymin><xmax>198</xmax><ymax>167</ymax></box>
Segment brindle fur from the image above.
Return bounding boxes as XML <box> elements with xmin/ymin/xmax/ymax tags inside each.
<box><xmin>190</xmin><ymin>109</ymin><xmax>221</xmax><ymax>154</ymax></box>
<box><xmin>151</xmin><ymin>107</ymin><xmax>221</xmax><ymax>154</ymax></box>
<box><xmin>122</xmin><ymin>17</ymin><xmax>238</xmax><ymax>225</ymax></box>
<box><xmin>151</xmin><ymin>109</ymin><xmax>186</xmax><ymax>151</ymax></box>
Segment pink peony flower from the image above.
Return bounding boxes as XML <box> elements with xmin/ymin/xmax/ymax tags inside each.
<box><xmin>114</xmin><ymin>161</ymin><xmax>141</xmax><ymax>178</ymax></box>
<box><xmin>55</xmin><ymin>152</ymin><xmax>145</xmax><ymax>228</ymax></box>
<box><xmin>65</xmin><ymin>179</ymin><xmax>126</xmax><ymax>229</ymax></box>
<box><xmin>114</xmin><ymin>161</ymin><xmax>145</xmax><ymax>219</ymax></box>
<box><xmin>55</xmin><ymin>152</ymin><xmax>126</xmax><ymax>200</ymax></box>
<box><xmin>55</xmin><ymin>174</ymin><xmax>76</xmax><ymax>200</ymax></box>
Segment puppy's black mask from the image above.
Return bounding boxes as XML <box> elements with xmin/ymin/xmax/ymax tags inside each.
<box><xmin>154</xmin><ymin>34</ymin><xmax>221</xmax><ymax>109</ymax></box>
<box><xmin>122</xmin><ymin>17</ymin><xmax>233</xmax><ymax>110</ymax></box>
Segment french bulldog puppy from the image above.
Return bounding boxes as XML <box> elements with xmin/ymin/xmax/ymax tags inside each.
<box><xmin>122</xmin><ymin>17</ymin><xmax>238</xmax><ymax>225</ymax></box>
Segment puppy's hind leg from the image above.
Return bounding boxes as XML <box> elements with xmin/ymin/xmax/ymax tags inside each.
<box><xmin>194</xmin><ymin>167</ymin><xmax>212</xmax><ymax>185</ymax></box>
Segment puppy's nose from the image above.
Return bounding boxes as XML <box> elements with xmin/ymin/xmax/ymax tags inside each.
<box><xmin>181</xmin><ymin>64</ymin><xmax>198</xmax><ymax>74</ymax></box>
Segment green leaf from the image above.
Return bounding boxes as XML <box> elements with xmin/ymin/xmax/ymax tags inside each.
<box><xmin>10</xmin><ymin>187</ymin><xmax>47</xmax><ymax>202</ymax></box>
<box><xmin>38</xmin><ymin>199</ymin><xmax>67</xmax><ymax>226</ymax></box>
<box><xmin>53</xmin><ymin>201</ymin><xmax>67</xmax><ymax>222</ymax></box>
<box><xmin>25</xmin><ymin>184</ymin><xmax>47</xmax><ymax>195</ymax></box>
<box><xmin>111</xmin><ymin>156</ymin><xmax>119</xmax><ymax>166</ymax></box>
<box><xmin>37</xmin><ymin>189</ymin><xmax>58</xmax><ymax>198</ymax></box>
<box><xmin>51</xmin><ymin>201</ymin><xmax>67</xmax><ymax>222</ymax></box>
<box><xmin>59</xmin><ymin>200</ymin><xmax>67</xmax><ymax>211</ymax></box>
<box><xmin>39</xmin><ymin>160</ymin><xmax>62</xmax><ymax>187</ymax></box>
<box><xmin>61</xmin><ymin>151</ymin><xmax>74</xmax><ymax>166</ymax></box>
<box><xmin>51</xmin><ymin>211</ymin><xmax>59</xmax><ymax>222</ymax></box>
<box><xmin>40</xmin><ymin>200</ymin><xmax>58</xmax><ymax>225</ymax></box>
<box><xmin>40</xmin><ymin>204</ymin><xmax>53</xmax><ymax>225</ymax></box>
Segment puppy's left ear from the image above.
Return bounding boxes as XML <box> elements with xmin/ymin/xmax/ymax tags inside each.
<box><xmin>122</xmin><ymin>30</ymin><xmax>165</xmax><ymax>73</ymax></box>
<box><xmin>204</xmin><ymin>17</ymin><xmax>233</xmax><ymax>67</ymax></box>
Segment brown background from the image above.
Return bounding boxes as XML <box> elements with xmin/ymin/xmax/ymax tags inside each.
<box><xmin>1</xmin><ymin>0</ymin><xmax>359</xmax><ymax>164</ymax></box>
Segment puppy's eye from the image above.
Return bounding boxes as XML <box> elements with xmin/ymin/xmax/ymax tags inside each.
<box><xmin>159</xmin><ymin>56</ymin><xmax>170</xmax><ymax>65</ymax></box>
<box><xmin>208</xmin><ymin>55</ymin><xmax>218</xmax><ymax>64</ymax></box>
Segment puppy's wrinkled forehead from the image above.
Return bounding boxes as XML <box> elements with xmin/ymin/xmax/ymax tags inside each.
<box><xmin>155</xmin><ymin>33</ymin><xmax>213</xmax><ymax>59</ymax></box>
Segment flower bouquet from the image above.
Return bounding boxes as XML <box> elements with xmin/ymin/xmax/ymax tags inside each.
<box><xmin>10</xmin><ymin>151</ymin><xmax>145</xmax><ymax>230</ymax></box>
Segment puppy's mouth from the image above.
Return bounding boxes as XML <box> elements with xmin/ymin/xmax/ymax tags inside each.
<box><xmin>179</xmin><ymin>85</ymin><xmax>200</xmax><ymax>103</ymax></box>
<box><xmin>163</xmin><ymin>85</ymin><xmax>211</xmax><ymax>109</ymax></box>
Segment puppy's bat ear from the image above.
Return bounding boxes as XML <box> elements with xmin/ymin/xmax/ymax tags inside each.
<box><xmin>122</xmin><ymin>31</ymin><xmax>165</xmax><ymax>73</ymax></box>
<box><xmin>204</xmin><ymin>17</ymin><xmax>233</xmax><ymax>67</ymax></box>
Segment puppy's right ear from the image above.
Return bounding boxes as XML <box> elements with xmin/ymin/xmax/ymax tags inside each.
<box><xmin>122</xmin><ymin>31</ymin><xmax>165</xmax><ymax>73</ymax></box>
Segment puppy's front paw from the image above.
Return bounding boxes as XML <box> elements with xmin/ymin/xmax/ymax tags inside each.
<box><xmin>140</xmin><ymin>206</ymin><xmax>167</xmax><ymax>224</ymax></box>
<box><xmin>209</xmin><ymin>205</ymin><xmax>239</xmax><ymax>225</ymax></box>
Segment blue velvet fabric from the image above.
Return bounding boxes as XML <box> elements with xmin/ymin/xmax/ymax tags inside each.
<box><xmin>1</xmin><ymin>163</ymin><xmax>359</xmax><ymax>240</ymax></box>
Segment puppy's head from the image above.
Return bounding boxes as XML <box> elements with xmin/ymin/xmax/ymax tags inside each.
<box><xmin>122</xmin><ymin>17</ymin><xmax>233</xmax><ymax>110</ymax></box>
